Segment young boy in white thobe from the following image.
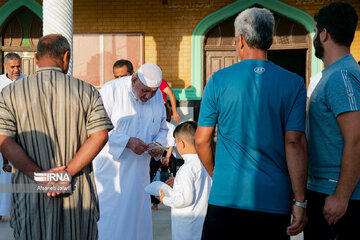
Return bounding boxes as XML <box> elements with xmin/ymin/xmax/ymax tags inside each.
<box><xmin>151</xmin><ymin>103</ymin><xmax>177</xmax><ymax>210</ymax></box>
<box><xmin>159</xmin><ymin>121</ymin><xmax>212</xmax><ymax>240</ymax></box>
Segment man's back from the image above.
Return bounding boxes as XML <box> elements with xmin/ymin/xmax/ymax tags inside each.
<box><xmin>199</xmin><ymin>59</ymin><xmax>306</xmax><ymax>214</ymax></box>
<box><xmin>1</xmin><ymin>67</ymin><xmax>107</xmax><ymax>167</ymax></box>
<box><xmin>0</xmin><ymin>67</ymin><xmax>112</xmax><ymax>240</ymax></box>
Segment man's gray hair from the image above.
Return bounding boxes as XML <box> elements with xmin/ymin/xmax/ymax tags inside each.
<box><xmin>37</xmin><ymin>34</ymin><xmax>71</xmax><ymax>59</ymax></box>
<box><xmin>4</xmin><ymin>52</ymin><xmax>21</xmax><ymax>64</ymax></box>
<box><xmin>234</xmin><ymin>7</ymin><xmax>275</xmax><ymax>51</ymax></box>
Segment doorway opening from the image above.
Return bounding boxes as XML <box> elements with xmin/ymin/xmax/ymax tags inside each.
<box><xmin>268</xmin><ymin>49</ymin><xmax>307</xmax><ymax>80</ymax></box>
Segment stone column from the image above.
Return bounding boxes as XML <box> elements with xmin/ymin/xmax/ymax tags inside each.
<box><xmin>43</xmin><ymin>0</ymin><xmax>73</xmax><ymax>75</ymax></box>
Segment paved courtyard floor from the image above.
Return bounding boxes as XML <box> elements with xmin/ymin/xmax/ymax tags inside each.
<box><xmin>0</xmin><ymin>215</ymin><xmax>13</xmax><ymax>240</ymax></box>
<box><xmin>1</xmin><ymin>204</ymin><xmax>303</xmax><ymax>240</ymax></box>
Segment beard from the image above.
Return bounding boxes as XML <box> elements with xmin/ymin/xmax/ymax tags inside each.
<box><xmin>313</xmin><ymin>33</ymin><xmax>324</xmax><ymax>59</ymax></box>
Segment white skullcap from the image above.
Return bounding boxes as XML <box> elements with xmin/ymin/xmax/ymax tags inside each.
<box><xmin>136</xmin><ymin>63</ymin><xmax>162</xmax><ymax>88</ymax></box>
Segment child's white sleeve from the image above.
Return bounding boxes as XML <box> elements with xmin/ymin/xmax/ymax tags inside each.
<box><xmin>166</xmin><ymin>123</ymin><xmax>176</xmax><ymax>147</ymax></box>
<box><xmin>162</xmin><ymin>169</ymin><xmax>195</xmax><ymax>208</ymax></box>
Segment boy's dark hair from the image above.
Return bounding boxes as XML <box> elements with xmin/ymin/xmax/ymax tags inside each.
<box><xmin>173</xmin><ymin>121</ymin><xmax>197</xmax><ymax>145</ymax></box>
<box><xmin>314</xmin><ymin>2</ymin><xmax>358</xmax><ymax>47</ymax></box>
<box><xmin>165</xmin><ymin>102</ymin><xmax>173</xmax><ymax>122</ymax></box>
<box><xmin>113</xmin><ymin>59</ymin><xmax>134</xmax><ymax>74</ymax></box>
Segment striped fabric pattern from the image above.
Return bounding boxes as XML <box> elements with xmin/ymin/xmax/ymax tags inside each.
<box><xmin>0</xmin><ymin>67</ymin><xmax>113</xmax><ymax>240</ymax></box>
<box><xmin>341</xmin><ymin>69</ymin><xmax>358</xmax><ymax>111</ymax></box>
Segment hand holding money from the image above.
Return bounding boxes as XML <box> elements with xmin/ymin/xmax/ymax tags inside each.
<box><xmin>147</xmin><ymin>142</ymin><xmax>165</xmax><ymax>158</ymax></box>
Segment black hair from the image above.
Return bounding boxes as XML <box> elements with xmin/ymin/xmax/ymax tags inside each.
<box><xmin>113</xmin><ymin>59</ymin><xmax>134</xmax><ymax>74</ymax></box>
<box><xmin>4</xmin><ymin>52</ymin><xmax>20</xmax><ymax>64</ymax></box>
<box><xmin>165</xmin><ymin>102</ymin><xmax>173</xmax><ymax>122</ymax></box>
<box><xmin>173</xmin><ymin>121</ymin><xmax>197</xmax><ymax>145</ymax></box>
<box><xmin>37</xmin><ymin>34</ymin><xmax>70</xmax><ymax>59</ymax></box>
<box><xmin>314</xmin><ymin>2</ymin><xmax>358</xmax><ymax>47</ymax></box>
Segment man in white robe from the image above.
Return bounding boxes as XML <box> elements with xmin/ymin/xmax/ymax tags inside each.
<box><xmin>93</xmin><ymin>63</ymin><xmax>168</xmax><ymax>240</ymax></box>
<box><xmin>0</xmin><ymin>53</ymin><xmax>26</xmax><ymax>220</ymax></box>
<box><xmin>0</xmin><ymin>53</ymin><xmax>26</xmax><ymax>89</ymax></box>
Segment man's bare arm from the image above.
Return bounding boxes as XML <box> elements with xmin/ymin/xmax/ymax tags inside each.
<box><xmin>323</xmin><ymin>111</ymin><xmax>360</xmax><ymax>224</ymax></box>
<box><xmin>66</xmin><ymin>129</ymin><xmax>109</xmax><ymax>177</ymax></box>
<box><xmin>0</xmin><ymin>135</ymin><xmax>42</xmax><ymax>179</ymax></box>
<box><xmin>285</xmin><ymin>131</ymin><xmax>308</xmax><ymax>202</ymax></box>
<box><xmin>195</xmin><ymin>126</ymin><xmax>215</xmax><ymax>177</ymax></box>
<box><xmin>285</xmin><ymin>131</ymin><xmax>308</xmax><ymax>236</ymax></box>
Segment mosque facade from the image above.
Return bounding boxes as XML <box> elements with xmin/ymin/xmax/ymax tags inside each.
<box><xmin>0</xmin><ymin>0</ymin><xmax>359</xmax><ymax>120</ymax></box>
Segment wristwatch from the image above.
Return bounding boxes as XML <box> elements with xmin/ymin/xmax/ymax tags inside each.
<box><xmin>293</xmin><ymin>200</ymin><xmax>307</xmax><ymax>208</ymax></box>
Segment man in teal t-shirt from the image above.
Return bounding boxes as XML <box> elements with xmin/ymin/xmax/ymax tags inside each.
<box><xmin>304</xmin><ymin>2</ymin><xmax>360</xmax><ymax>240</ymax></box>
<box><xmin>196</xmin><ymin>7</ymin><xmax>308</xmax><ymax>240</ymax></box>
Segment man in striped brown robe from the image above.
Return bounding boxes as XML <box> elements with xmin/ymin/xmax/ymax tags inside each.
<box><xmin>0</xmin><ymin>34</ymin><xmax>113</xmax><ymax>240</ymax></box>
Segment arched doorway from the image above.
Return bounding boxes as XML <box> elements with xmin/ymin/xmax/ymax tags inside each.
<box><xmin>190</xmin><ymin>0</ymin><xmax>323</xmax><ymax>99</ymax></box>
<box><xmin>0</xmin><ymin>7</ymin><xmax>42</xmax><ymax>75</ymax></box>
<box><xmin>204</xmin><ymin>9</ymin><xmax>311</xmax><ymax>87</ymax></box>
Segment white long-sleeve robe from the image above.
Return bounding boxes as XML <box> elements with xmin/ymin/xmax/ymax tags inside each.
<box><xmin>0</xmin><ymin>73</ymin><xmax>26</xmax><ymax>216</ymax></box>
<box><xmin>93</xmin><ymin>76</ymin><xmax>168</xmax><ymax>240</ymax></box>
<box><xmin>162</xmin><ymin>154</ymin><xmax>212</xmax><ymax>240</ymax></box>
<box><xmin>0</xmin><ymin>73</ymin><xmax>26</xmax><ymax>90</ymax></box>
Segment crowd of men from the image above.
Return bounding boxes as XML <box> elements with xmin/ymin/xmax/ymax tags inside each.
<box><xmin>0</xmin><ymin>1</ymin><xmax>359</xmax><ymax>240</ymax></box>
